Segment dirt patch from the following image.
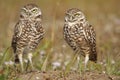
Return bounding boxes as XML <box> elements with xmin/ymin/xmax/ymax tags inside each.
<box><xmin>15</xmin><ymin>71</ymin><xmax>120</xmax><ymax>80</ymax></box>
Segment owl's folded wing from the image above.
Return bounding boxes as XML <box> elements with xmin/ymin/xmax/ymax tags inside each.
<box><xmin>11</xmin><ymin>21</ymin><xmax>23</xmax><ymax>52</ymax></box>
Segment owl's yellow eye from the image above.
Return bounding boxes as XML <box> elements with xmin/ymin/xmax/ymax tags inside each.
<box><xmin>75</xmin><ymin>14</ymin><xmax>80</xmax><ymax>17</ymax></box>
<box><xmin>32</xmin><ymin>9</ymin><xmax>37</xmax><ymax>13</ymax></box>
<box><xmin>22</xmin><ymin>9</ymin><xmax>27</xmax><ymax>13</ymax></box>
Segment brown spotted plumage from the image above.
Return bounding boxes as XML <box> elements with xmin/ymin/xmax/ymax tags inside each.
<box><xmin>11</xmin><ymin>4</ymin><xmax>44</xmax><ymax>71</ymax></box>
<box><xmin>63</xmin><ymin>8</ymin><xmax>97</xmax><ymax>69</ymax></box>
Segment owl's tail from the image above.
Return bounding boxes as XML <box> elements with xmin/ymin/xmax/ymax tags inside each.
<box><xmin>14</xmin><ymin>55</ymin><xmax>20</xmax><ymax>63</ymax></box>
<box><xmin>89</xmin><ymin>51</ymin><xmax>97</xmax><ymax>63</ymax></box>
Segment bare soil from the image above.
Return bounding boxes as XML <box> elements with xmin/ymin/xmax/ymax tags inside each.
<box><xmin>16</xmin><ymin>70</ymin><xmax>120</xmax><ymax>80</ymax></box>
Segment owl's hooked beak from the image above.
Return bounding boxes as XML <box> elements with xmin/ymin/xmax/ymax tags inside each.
<box><xmin>69</xmin><ymin>16</ymin><xmax>74</xmax><ymax>21</ymax></box>
<box><xmin>26</xmin><ymin>11</ymin><xmax>32</xmax><ymax>17</ymax></box>
<box><xmin>65</xmin><ymin>15</ymin><xmax>74</xmax><ymax>22</ymax></box>
<box><xmin>28</xmin><ymin>13</ymin><xmax>32</xmax><ymax>16</ymax></box>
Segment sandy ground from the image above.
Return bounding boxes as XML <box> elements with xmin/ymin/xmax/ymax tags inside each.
<box><xmin>11</xmin><ymin>70</ymin><xmax>120</xmax><ymax>80</ymax></box>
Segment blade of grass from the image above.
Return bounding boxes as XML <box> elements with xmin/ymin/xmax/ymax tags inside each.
<box><xmin>65</xmin><ymin>53</ymin><xmax>79</xmax><ymax>74</ymax></box>
<box><xmin>0</xmin><ymin>47</ymin><xmax>11</xmax><ymax>66</ymax></box>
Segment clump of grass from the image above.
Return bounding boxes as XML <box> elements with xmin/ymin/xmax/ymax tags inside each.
<box><xmin>65</xmin><ymin>53</ymin><xmax>79</xmax><ymax>74</ymax></box>
<box><xmin>0</xmin><ymin>47</ymin><xmax>14</xmax><ymax>80</ymax></box>
<box><xmin>105</xmin><ymin>56</ymin><xmax>120</xmax><ymax>75</ymax></box>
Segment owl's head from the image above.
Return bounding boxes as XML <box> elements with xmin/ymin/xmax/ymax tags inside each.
<box><xmin>65</xmin><ymin>8</ymin><xmax>86</xmax><ymax>23</ymax></box>
<box><xmin>20</xmin><ymin>4</ymin><xmax>42</xmax><ymax>21</ymax></box>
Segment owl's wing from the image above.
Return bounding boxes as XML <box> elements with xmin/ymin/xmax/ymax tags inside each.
<box><xmin>83</xmin><ymin>22</ymin><xmax>96</xmax><ymax>47</ymax></box>
<box><xmin>35</xmin><ymin>22</ymin><xmax>45</xmax><ymax>39</ymax></box>
<box><xmin>11</xmin><ymin>21</ymin><xmax>23</xmax><ymax>52</ymax></box>
<box><xmin>83</xmin><ymin>22</ymin><xmax>97</xmax><ymax>61</ymax></box>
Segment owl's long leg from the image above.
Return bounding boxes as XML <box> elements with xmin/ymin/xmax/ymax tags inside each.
<box><xmin>28</xmin><ymin>53</ymin><xmax>34</xmax><ymax>70</ymax></box>
<box><xmin>75</xmin><ymin>49</ymin><xmax>80</xmax><ymax>69</ymax></box>
<box><xmin>84</xmin><ymin>54</ymin><xmax>89</xmax><ymax>70</ymax></box>
<box><xmin>18</xmin><ymin>53</ymin><xmax>24</xmax><ymax>72</ymax></box>
<box><xmin>76</xmin><ymin>55</ymin><xmax>80</xmax><ymax>70</ymax></box>
<box><xmin>76</xmin><ymin>50</ymin><xmax>83</xmax><ymax>74</ymax></box>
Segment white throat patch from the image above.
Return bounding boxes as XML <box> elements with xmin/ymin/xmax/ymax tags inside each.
<box><xmin>67</xmin><ymin>22</ymin><xmax>78</xmax><ymax>26</ymax></box>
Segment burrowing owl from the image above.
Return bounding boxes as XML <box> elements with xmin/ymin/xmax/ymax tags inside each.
<box><xmin>11</xmin><ymin>4</ymin><xmax>44</xmax><ymax>71</ymax></box>
<box><xmin>63</xmin><ymin>8</ymin><xmax>97</xmax><ymax>69</ymax></box>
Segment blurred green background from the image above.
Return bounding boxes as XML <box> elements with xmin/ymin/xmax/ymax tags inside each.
<box><xmin>0</xmin><ymin>0</ymin><xmax>120</xmax><ymax>75</ymax></box>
